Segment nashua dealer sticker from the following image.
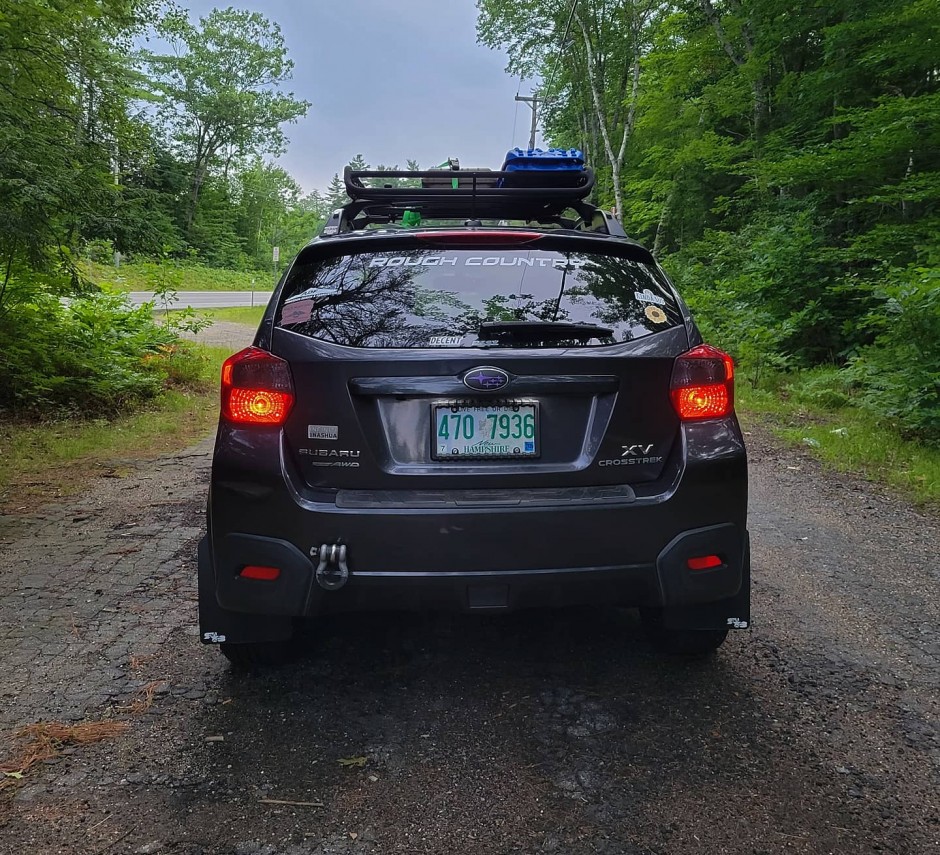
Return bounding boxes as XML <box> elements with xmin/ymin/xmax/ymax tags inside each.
<box><xmin>308</xmin><ymin>424</ymin><xmax>339</xmax><ymax>440</ymax></box>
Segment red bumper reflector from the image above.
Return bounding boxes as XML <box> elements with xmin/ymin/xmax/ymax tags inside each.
<box><xmin>687</xmin><ymin>555</ymin><xmax>722</xmax><ymax>571</ymax></box>
<box><xmin>239</xmin><ymin>565</ymin><xmax>281</xmax><ymax>581</ymax></box>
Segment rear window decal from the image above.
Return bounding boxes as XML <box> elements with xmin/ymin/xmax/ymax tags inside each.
<box><xmin>368</xmin><ymin>255</ymin><xmax>589</xmax><ymax>270</ymax></box>
<box><xmin>278</xmin><ymin>248</ymin><xmax>680</xmax><ymax>349</ymax></box>
<box><xmin>281</xmin><ymin>298</ymin><xmax>314</xmax><ymax>325</ymax></box>
<box><xmin>634</xmin><ymin>288</ymin><xmax>666</xmax><ymax>305</ymax></box>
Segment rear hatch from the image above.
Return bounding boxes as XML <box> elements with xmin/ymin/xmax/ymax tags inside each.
<box><xmin>268</xmin><ymin>233</ymin><xmax>690</xmax><ymax>491</ymax></box>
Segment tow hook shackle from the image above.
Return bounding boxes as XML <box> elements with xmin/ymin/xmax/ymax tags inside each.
<box><xmin>313</xmin><ymin>543</ymin><xmax>349</xmax><ymax>591</ymax></box>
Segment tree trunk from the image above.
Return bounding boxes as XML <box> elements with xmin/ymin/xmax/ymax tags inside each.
<box><xmin>699</xmin><ymin>0</ymin><xmax>766</xmax><ymax>142</ymax></box>
<box><xmin>576</xmin><ymin>12</ymin><xmax>623</xmax><ymax>217</ymax></box>
<box><xmin>902</xmin><ymin>150</ymin><xmax>914</xmax><ymax>220</ymax></box>
<box><xmin>653</xmin><ymin>180</ymin><xmax>677</xmax><ymax>257</ymax></box>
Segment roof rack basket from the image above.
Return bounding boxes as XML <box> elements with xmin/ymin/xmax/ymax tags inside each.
<box><xmin>343</xmin><ymin>165</ymin><xmax>594</xmax><ymax>203</ymax></box>
<box><xmin>322</xmin><ymin>165</ymin><xmax>625</xmax><ymax>236</ymax></box>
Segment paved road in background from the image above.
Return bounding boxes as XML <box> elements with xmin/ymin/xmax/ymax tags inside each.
<box><xmin>129</xmin><ymin>290</ymin><xmax>274</xmax><ymax>309</ymax></box>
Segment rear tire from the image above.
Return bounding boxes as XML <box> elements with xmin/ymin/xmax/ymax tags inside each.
<box><xmin>640</xmin><ymin>608</ymin><xmax>728</xmax><ymax>656</ymax></box>
<box><xmin>219</xmin><ymin>640</ymin><xmax>300</xmax><ymax>670</ymax></box>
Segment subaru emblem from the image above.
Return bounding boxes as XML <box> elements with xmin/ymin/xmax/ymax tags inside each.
<box><xmin>463</xmin><ymin>366</ymin><xmax>510</xmax><ymax>392</ymax></box>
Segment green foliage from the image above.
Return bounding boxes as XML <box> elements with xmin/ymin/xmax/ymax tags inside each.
<box><xmin>142</xmin><ymin>7</ymin><xmax>310</xmax><ymax>234</ymax></box>
<box><xmin>84</xmin><ymin>259</ymin><xmax>266</xmax><ymax>292</ymax></box>
<box><xmin>845</xmin><ymin>266</ymin><xmax>940</xmax><ymax>440</ymax></box>
<box><xmin>0</xmin><ymin>344</ymin><xmax>231</xmax><ymax>507</ymax></box>
<box><xmin>0</xmin><ymin>0</ymin><xmax>156</xmax><ymax>268</ymax></box>
<box><xmin>0</xmin><ymin>278</ymin><xmax>201</xmax><ymax>418</ymax></box>
<box><xmin>478</xmin><ymin>0</ymin><xmax>940</xmax><ymax>443</ymax></box>
<box><xmin>737</xmin><ymin>375</ymin><xmax>940</xmax><ymax>507</ymax></box>
<box><xmin>0</xmin><ymin>3</ymin><xmax>323</xmax><ymax>425</ymax></box>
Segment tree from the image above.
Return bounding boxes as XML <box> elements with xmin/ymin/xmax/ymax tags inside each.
<box><xmin>478</xmin><ymin>0</ymin><xmax>940</xmax><ymax>438</ymax></box>
<box><xmin>0</xmin><ymin>0</ymin><xmax>157</xmax><ymax>287</ymax></box>
<box><xmin>143</xmin><ymin>7</ymin><xmax>310</xmax><ymax>233</ymax></box>
<box><xmin>324</xmin><ymin>173</ymin><xmax>347</xmax><ymax>211</ymax></box>
<box><xmin>234</xmin><ymin>159</ymin><xmax>301</xmax><ymax>267</ymax></box>
<box><xmin>478</xmin><ymin>0</ymin><xmax>660</xmax><ymax>216</ymax></box>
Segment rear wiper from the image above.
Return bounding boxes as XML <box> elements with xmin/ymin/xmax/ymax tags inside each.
<box><xmin>478</xmin><ymin>320</ymin><xmax>614</xmax><ymax>341</ymax></box>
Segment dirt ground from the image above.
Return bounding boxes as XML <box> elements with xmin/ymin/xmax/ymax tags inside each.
<box><xmin>0</xmin><ymin>329</ymin><xmax>937</xmax><ymax>854</ymax></box>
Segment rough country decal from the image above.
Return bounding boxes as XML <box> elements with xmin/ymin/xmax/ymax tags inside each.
<box><xmin>368</xmin><ymin>256</ymin><xmax>590</xmax><ymax>269</ymax></box>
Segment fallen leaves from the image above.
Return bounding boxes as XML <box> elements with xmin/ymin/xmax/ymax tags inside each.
<box><xmin>337</xmin><ymin>756</ymin><xmax>367</xmax><ymax>768</ymax></box>
<box><xmin>0</xmin><ymin>720</ymin><xmax>129</xmax><ymax>790</ymax></box>
<box><xmin>117</xmin><ymin>680</ymin><xmax>167</xmax><ymax>715</ymax></box>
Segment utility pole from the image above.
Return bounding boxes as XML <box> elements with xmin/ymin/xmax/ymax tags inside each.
<box><xmin>514</xmin><ymin>94</ymin><xmax>539</xmax><ymax>150</ymax></box>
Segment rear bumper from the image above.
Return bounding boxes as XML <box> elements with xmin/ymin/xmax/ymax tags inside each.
<box><xmin>201</xmin><ymin>419</ymin><xmax>749</xmax><ymax>631</ymax></box>
<box><xmin>202</xmin><ymin>519</ymin><xmax>746</xmax><ymax>614</ymax></box>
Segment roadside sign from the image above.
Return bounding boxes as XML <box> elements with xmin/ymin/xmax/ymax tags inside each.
<box><xmin>272</xmin><ymin>246</ymin><xmax>280</xmax><ymax>263</ymax></box>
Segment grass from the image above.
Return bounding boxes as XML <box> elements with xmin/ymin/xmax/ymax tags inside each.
<box><xmin>0</xmin><ymin>344</ymin><xmax>230</xmax><ymax>511</ymax></box>
<box><xmin>737</xmin><ymin>371</ymin><xmax>939</xmax><ymax>507</ymax></box>
<box><xmin>186</xmin><ymin>305</ymin><xmax>266</xmax><ymax>326</ymax></box>
<box><xmin>82</xmin><ymin>258</ymin><xmax>274</xmax><ymax>292</ymax></box>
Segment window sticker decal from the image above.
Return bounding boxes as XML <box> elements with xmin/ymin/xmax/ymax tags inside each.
<box><xmin>281</xmin><ymin>298</ymin><xmax>314</xmax><ymax>325</ymax></box>
<box><xmin>634</xmin><ymin>288</ymin><xmax>666</xmax><ymax>305</ymax></box>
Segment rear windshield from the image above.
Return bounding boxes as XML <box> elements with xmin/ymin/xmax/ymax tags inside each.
<box><xmin>276</xmin><ymin>248</ymin><xmax>682</xmax><ymax>348</ymax></box>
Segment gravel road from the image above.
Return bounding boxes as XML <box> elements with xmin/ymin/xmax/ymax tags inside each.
<box><xmin>1</xmin><ymin>335</ymin><xmax>937</xmax><ymax>854</ymax></box>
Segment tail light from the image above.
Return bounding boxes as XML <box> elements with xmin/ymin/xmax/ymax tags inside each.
<box><xmin>221</xmin><ymin>347</ymin><xmax>294</xmax><ymax>426</ymax></box>
<box><xmin>670</xmin><ymin>344</ymin><xmax>734</xmax><ymax>420</ymax></box>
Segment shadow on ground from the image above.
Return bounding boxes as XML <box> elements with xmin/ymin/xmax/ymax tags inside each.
<box><xmin>173</xmin><ymin>608</ymin><xmax>851</xmax><ymax>854</ymax></box>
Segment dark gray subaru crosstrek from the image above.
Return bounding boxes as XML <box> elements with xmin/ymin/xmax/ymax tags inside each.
<box><xmin>198</xmin><ymin>164</ymin><xmax>749</xmax><ymax>668</ymax></box>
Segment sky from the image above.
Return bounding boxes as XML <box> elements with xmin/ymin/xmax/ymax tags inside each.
<box><xmin>180</xmin><ymin>0</ymin><xmax>538</xmax><ymax>195</ymax></box>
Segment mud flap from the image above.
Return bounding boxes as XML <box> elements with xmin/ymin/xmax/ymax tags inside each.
<box><xmin>661</xmin><ymin>533</ymin><xmax>751</xmax><ymax>631</ymax></box>
<box><xmin>198</xmin><ymin>536</ymin><xmax>295</xmax><ymax>645</ymax></box>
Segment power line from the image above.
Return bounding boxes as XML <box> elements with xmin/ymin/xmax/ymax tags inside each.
<box><xmin>510</xmin><ymin>75</ymin><xmax>522</xmax><ymax>148</ymax></box>
<box><xmin>541</xmin><ymin>0</ymin><xmax>579</xmax><ymax>117</ymax></box>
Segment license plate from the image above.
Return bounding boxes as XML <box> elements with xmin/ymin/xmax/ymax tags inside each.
<box><xmin>433</xmin><ymin>402</ymin><xmax>539</xmax><ymax>460</ymax></box>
